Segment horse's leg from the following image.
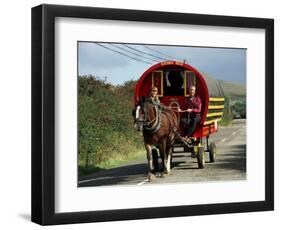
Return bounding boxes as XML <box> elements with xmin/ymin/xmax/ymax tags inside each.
<box><xmin>145</xmin><ymin>143</ymin><xmax>156</xmax><ymax>181</ymax></box>
<box><xmin>166</xmin><ymin>145</ymin><xmax>172</xmax><ymax>175</ymax></box>
<box><xmin>159</xmin><ymin>139</ymin><xmax>169</xmax><ymax>176</ymax></box>
<box><xmin>159</xmin><ymin>144</ymin><xmax>165</xmax><ymax>173</ymax></box>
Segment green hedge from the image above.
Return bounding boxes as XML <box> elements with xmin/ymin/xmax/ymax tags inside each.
<box><xmin>78</xmin><ymin>76</ymin><xmax>144</xmax><ymax>171</ymax></box>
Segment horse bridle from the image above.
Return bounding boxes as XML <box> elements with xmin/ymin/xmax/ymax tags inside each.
<box><xmin>136</xmin><ymin>103</ymin><xmax>161</xmax><ymax>133</ymax></box>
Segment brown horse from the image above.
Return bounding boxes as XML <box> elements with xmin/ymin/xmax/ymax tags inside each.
<box><xmin>133</xmin><ymin>100</ymin><xmax>178</xmax><ymax>181</ymax></box>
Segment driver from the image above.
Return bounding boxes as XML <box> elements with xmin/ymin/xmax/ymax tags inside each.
<box><xmin>146</xmin><ymin>86</ymin><xmax>170</xmax><ymax>112</ymax></box>
<box><xmin>147</xmin><ymin>86</ymin><xmax>161</xmax><ymax>107</ymax></box>
<box><xmin>179</xmin><ymin>85</ymin><xmax>202</xmax><ymax>137</ymax></box>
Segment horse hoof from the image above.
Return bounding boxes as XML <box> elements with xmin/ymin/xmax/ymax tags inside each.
<box><xmin>148</xmin><ymin>173</ymin><xmax>156</xmax><ymax>182</ymax></box>
<box><xmin>155</xmin><ymin>172</ymin><xmax>161</xmax><ymax>177</ymax></box>
<box><xmin>160</xmin><ymin>172</ymin><xmax>166</xmax><ymax>178</ymax></box>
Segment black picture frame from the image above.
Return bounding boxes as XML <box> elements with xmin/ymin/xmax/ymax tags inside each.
<box><xmin>31</xmin><ymin>4</ymin><xmax>274</xmax><ymax>225</ymax></box>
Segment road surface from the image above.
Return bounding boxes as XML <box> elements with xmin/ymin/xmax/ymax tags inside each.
<box><xmin>79</xmin><ymin>119</ymin><xmax>246</xmax><ymax>187</ymax></box>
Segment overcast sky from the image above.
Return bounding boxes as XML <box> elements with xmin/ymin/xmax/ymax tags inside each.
<box><xmin>78</xmin><ymin>42</ymin><xmax>246</xmax><ymax>86</ymax></box>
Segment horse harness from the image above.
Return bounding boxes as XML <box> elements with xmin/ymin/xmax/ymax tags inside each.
<box><xmin>139</xmin><ymin>103</ymin><xmax>192</xmax><ymax>147</ymax></box>
<box><xmin>142</xmin><ymin>103</ymin><xmax>176</xmax><ymax>135</ymax></box>
<box><xmin>142</xmin><ymin>103</ymin><xmax>162</xmax><ymax>134</ymax></box>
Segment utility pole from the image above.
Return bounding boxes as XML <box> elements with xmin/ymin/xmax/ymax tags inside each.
<box><xmin>228</xmin><ymin>96</ymin><xmax>231</xmax><ymax>119</ymax></box>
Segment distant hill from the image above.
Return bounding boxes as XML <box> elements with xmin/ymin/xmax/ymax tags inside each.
<box><xmin>200</xmin><ymin>71</ymin><xmax>246</xmax><ymax>98</ymax></box>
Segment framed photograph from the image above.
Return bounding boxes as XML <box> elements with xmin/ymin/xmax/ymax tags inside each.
<box><xmin>31</xmin><ymin>4</ymin><xmax>274</xmax><ymax>225</ymax></box>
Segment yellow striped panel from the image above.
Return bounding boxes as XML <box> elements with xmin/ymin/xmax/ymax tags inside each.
<box><xmin>204</xmin><ymin>118</ymin><xmax>222</xmax><ymax>125</ymax></box>
<box><xmin>208</xmin><ymin>105</ymin><xmax>224</xmax><ymax>109</ymax></box>
<box><xmin>209</xmin><ymin>97</ymin><xmax>225</xmax><ymax>102</ymax></box>
<box><xmin>206</xmin><ymin>112</ymin><xmax>223</xmax><ymax>118</ymax></box>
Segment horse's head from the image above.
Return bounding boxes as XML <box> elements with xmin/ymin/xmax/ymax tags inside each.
<box><xmin>132</xmin><ymin>100</ymin><xmax>157</xmax><ymax>132</ymax></box>
<box><xmin>132</xmin><ymin>104</ymin><xmax>145</xmax><ymax>132</ymax></box>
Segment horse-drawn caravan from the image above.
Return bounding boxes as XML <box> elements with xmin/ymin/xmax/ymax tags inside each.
<box><xmin>133</xmin><ymin>61</ymin><xmax>224</xmax><ymax>181</ymax></box>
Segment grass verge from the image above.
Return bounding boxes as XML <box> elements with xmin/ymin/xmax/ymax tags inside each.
<box><xmin>79</xmin><ymin>149</ymin><xmax>145</xmax><ymax>177</ymax></box>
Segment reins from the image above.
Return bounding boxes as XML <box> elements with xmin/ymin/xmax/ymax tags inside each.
<box><xmin>145</xmin><ymin>115</ymin><xmax>157</xmax><ymax>126</ymax></box>
<box><xmin>169</xmin><ymin>106</ymin><xmax>190</xmax><ymax>113</ymax></box>
<box><xmin>141</xmin><ymin>104</ymin><xmax>192</xmax><ymax>135</ymax></box>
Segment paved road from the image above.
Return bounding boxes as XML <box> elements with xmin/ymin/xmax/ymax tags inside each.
<box><xmin>79</xmin><ymin>119</ymin><xmax>246</xmax><ymax>187</ymax></box>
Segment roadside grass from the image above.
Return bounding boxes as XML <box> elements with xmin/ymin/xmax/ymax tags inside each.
<box><xmin>97</xmin><ymin>149</ymin><xmax>145</xmax><ymax>169</ymax></box>
<box><xmin>219</xmin><ymin>119</ymin><xmax>233</xmax><ymax>126</ymax></box>
<box><xmin>79</xmin><ymin>148</ymin><xmax>146</xmax><ymax>177</ymax></box>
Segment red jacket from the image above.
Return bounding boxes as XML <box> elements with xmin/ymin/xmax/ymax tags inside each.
<box><xmin>186</xmin><ymin>95</ymin><xmax>202</xmax><ymax>117</ymax></box>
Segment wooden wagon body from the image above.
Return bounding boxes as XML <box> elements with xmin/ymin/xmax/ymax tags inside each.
<box><xmin>134</xmin><ymin>61</ymin><xmax>225</xmax><ymax>168</ymax></box>
<box><xmin>134</xmin><ymin>61</ymin><xmax>224</xmax><ymax>138</ymax></box>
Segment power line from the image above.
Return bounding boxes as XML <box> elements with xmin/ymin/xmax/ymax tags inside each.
<box><xmin>95</xmin><ymin>43</ymin><xmax>152</xmax><ymax>64</ymax></box>
<box><xmin>142</xmin><ymin>45</ymin><xmax>179</xmax><ymax>60</ymax></box>
<box><xmin>109</xmin><ymin>44</ymin><xmax>160</xmax><ymax>63</ymax></box>
<box><xmin>123</xmin><ymin>44</ymin><xmax>166</xmax><ymax>61</ymax></box>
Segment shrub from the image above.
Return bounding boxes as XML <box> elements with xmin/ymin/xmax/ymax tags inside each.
<box><xmin>78</xmin><ymin>76</ymin><xmax>144</xmax><ymax>172</ymax></box>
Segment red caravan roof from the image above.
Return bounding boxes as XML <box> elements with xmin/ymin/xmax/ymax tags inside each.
<box><xmin>133</xmin><ymin>61</ymin><xmax>210</xmax><ymax>135</ymax></box>
<box><xmin>134</xmin><ymin>61</ymin><xmax>209</xmax><ymax>103</ymax></box>
<box><xmin>134</xmin><ymin>61</ymin><xmax>209</xmax><ymax>101</ymax></box>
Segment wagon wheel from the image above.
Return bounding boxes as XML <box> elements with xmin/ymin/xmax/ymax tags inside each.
<box><xmin>151</xmin><ymin>149</ymin><xmax>159</xmax><ymax>172</ymax></box>
<box><xmin>197</xmin><ymin>147</ymin><xmax>205</xmax><ymax>169</ymax></box>
<box><xmin>209</xmin><ymin>142</ymin><xmax>216</xmax><ymax>163</ymax></box>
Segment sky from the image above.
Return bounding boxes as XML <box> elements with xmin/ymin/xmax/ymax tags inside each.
<box><xmin>78</xmin><ymin>42</ymin><xmax>246</xmax><ymax>86</ymax></box>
